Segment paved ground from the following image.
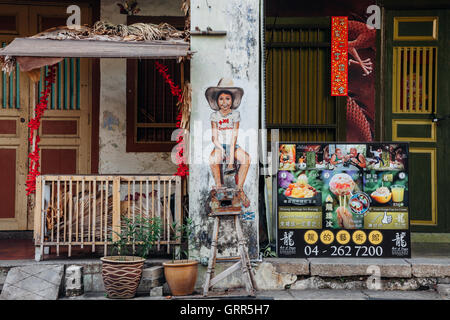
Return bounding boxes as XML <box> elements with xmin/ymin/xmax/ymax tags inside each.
<box><xmin>61</xmin><ymin>288</ymin><xmax>447</xmax><ymax>300</ymax></box>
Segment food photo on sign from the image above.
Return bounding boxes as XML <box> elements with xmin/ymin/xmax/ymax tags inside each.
<box><xmin>363</xmin><ymin>170</ymin><xmax>408</xmax><ymax>208</ymax></box>
<box><xmin>277</xmin><ymin>170</ymin><xmax>322</xmax><ymax>207</ymax></box>
<box><xmin>321</xmin><ymin>170</ymin><xmax>364</xmax><ymax>229</ymax></box>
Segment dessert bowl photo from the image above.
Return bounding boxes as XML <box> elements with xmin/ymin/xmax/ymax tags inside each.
<box><xmin>370</xmin><ymin>186</ymin><xmax>392</xmax><ymax>204</ymax></box>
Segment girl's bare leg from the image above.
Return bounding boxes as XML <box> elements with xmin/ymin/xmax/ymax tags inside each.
<box><xmin>209</xmin><ymin>148</ymin><xmax>223</xmax><ymax>188</ymax></box>
<box><xmin>235</xmin><ymin>148</ymin><xmax>250</xmax><ymax>189</ymax></box>
<box><xmin>235</xmin><ymin>148</ymin><xmax>251</xmax><ymax>207</ymax></box>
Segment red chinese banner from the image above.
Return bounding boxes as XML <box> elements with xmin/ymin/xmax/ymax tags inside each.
<box><xmin>331</xmin><ymin>16</ymin><xmax>348</xmax><ymax>96</ymax></box>
<box><xmin>154</xmin><ymin>61</ymin><xmax>189</xmax><ymax>177</ymax></box>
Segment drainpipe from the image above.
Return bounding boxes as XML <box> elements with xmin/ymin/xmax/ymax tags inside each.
<box><xmin>259</xmin><ymin>0</ymin><xmax>274</xmax><ymax>250</ymax></box>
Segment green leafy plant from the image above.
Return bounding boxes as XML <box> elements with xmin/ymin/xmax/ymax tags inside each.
<box><xmin>110</xmin><ymin>214</ymin><xmax>162</xmax><ymax>258</ymax></box>
<box><xmin>170</xmin><ymin>217</ymin><xmax>197</xmax><ymax>262</ymax></box>
<box><xmin>260</xmin><ymin>243</ymin><xmax>277</xmax><ymax>258</ymax></box>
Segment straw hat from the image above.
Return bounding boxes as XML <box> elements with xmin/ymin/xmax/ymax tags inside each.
<box><xmin>205</xmin><ymin>78</ymin><xmax>244</xmax><ymax>111</ymax></box>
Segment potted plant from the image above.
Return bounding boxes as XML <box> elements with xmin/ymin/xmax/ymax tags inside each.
<box><xmin>101</xmin><ymin>214</ymin><xmax>162</xmax><ymax>299</ymax></box>
<box><xmin>163</xmin><ymin>217</ymin><xmax>199</xmax><ymax>296</ymax></box>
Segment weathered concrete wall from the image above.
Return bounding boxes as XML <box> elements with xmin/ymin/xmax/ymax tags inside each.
<box><xmin>189</xmin><ymin>0</ymin><xmax>261</xmax><ymax>260</ymax></box>
<box><xmin>99</xmin><ymin>0</ymin><xmax>184</xmax><ymax>174</ymax></box>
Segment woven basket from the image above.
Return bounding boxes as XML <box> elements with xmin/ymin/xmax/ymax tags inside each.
<box><xmin>100</xmin><ymin>256</ymin><xmax>145</xmax><ymax>299</ymax></box>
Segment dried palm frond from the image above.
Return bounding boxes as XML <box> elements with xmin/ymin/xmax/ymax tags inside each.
<box><xmin>181</xmin><ymin>0</ymin><xmax>190</xmax><ymax>15</ymax></box>
<box><xmin>181</xmin><ymin>0</ymin><xmax>191</xmax><ymax>31</ymax></box>
<box><xmin>29</xmin><ymin>21</ymin><xmax>187</xmax><ymax>43</ymax></box>
<box><xmin>178</xmin><ymin>81</ymin><xmax>192</xmax><ymax>130</ymax></box>
<box><xmin>32</xmin><ymin>25</ymin><xmax>92</xmax><ymax>40</ymax></box>
<box><xmin>91</xmin><ymin>21</ymin><xmax>187</xmax><ymax>41</ymax></box>
<box><xmin>126</xmin><ymin>22</ymin><xmax>163</xmax><ymax>41</ymax></box>
<box><xmin>0</xmin><ymin>55</ymin><xmax>16</xmax><ymax>74</ymax></box>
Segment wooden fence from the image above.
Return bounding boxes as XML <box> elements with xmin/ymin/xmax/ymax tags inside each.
<box><xmin>33</xmin><ymin>175</ymin><xmax>183</xmax><ymax>261</ymax></box>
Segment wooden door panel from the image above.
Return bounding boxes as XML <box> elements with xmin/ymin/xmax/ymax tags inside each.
<box><xmin>41</xmin><ymin>148</ymin><xmax>77</xmax><ymax>174</ymax></box>
<box><xmin>0</xmin><ymin>148</ymin><xmax>16</xmax><ymax>219</ymax></box>
<box><xmin>408</xmin><ymin>148</ymin><xmax>437</xmax><ymax>225</ymax></box>
<box><xmin>0</xmin><ymin>119</ymin><xmax>16</xmax><ymax>134</ymax></box>
<box><xmin>42</xmin><ymin>119</ymin><xmax>78</xmax><ymax>135</ymax></box>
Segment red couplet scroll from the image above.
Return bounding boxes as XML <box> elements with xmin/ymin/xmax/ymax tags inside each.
<box><xmin>331</xmin><ymin>16</ymin><xmax>348</xmax><ymax>96</ymax></box>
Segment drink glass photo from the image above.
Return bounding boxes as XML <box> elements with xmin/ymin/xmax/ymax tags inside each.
<box><xmin>391</xmin><ymin>185</ymin><xmax>405</xmax><ymax>203</ymax></box>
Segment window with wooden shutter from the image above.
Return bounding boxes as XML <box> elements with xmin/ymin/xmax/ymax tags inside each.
<box><xmin>126</xmin><ymin>16</ymin><xmax>187</xmax><ymax>152</ymax></box>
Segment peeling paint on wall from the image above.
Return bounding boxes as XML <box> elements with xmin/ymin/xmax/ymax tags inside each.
<box><xmin>102</xmin><ymin>110</ymin><xmax>120</xmax><ymax>131</ymax></box>
<box><xmin>225</xmin><ymin>0</ymin><xmax>259</xmax><ymax>80</ymax></box>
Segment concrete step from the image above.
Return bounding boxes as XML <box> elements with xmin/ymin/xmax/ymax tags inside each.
<box><xmin>1</xmin><ymin>257</ymin><xmax>449</xmax><ymax>299</ymax></box>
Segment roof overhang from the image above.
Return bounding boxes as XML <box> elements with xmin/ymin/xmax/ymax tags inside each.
<box><xmin>0</xmin><ymin>37</ymin><xmax>190</xmax><ymax>59</ymax></box>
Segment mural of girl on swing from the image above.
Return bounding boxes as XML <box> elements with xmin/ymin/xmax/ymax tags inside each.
<box><xmin>205</xmin><ymin>78</ymin><xmax>251</xmax><ymax>208</ymax></box>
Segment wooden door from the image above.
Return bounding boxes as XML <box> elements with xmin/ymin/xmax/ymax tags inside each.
<box><xmin>384</xmin><ymin>9</ymin><xmax>449</xmax><ymax>232</ymax></box>
<box><xmin>0</xmin><ymin>5</ymin><xmax>30</xmax><ymax>230</ymax></box>
<box><xmin>0</xmin><ymin>3</ymin><xmax>93</xmax><ymax>230</ymax></box>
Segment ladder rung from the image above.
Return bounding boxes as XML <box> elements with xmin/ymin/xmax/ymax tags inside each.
<box><xmin>216</xmin><ymin>256</ymin><xmax>240</xmax><ymax>262</ymax></box>
<box><xmin>209</xmin><ymin>211</ymin><xmax>242</xmax><ymax>216</ymax></box>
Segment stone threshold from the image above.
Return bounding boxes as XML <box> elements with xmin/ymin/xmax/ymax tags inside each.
<box><xmin>265</xmin><ymin>257</ymin><xmax>450</xmax><ymax>278</ymax></box>
<box><xmin>251</xmin><ymin>257</ymin><xmax>450</xmax><ymax>291</ymax></box>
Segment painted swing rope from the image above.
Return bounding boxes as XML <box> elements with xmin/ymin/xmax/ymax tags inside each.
<box><xmin>26</xmin><ymin>64</ymin><xmax>57</xmax><ymax>195</ymax></box>
<box><xmin>154</xmin><ymin>60</ymin><xmax>189</xmax><ymax>177</ymax></box>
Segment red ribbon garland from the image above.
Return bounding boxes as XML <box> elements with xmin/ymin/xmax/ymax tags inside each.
<box><xmin>26</xmin><ymin>65</ymin><xmax>57</xmax><ymax>195</ymax></box>
<box><xmin>154</xmin><ymin>61</ymin><xmax>189</xmax><ymax>177</ymax></box>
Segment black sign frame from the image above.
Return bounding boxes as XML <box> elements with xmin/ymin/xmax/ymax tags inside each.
<box><xmin>275</xmin><ymin>142</ymin><xmax>411</xmax><ymax>258</ymax></box>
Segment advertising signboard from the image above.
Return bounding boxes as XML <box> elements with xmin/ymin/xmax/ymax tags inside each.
<box><xmin>276</xmin><ymin>142</ymin><xmax>411</xmax><ymax>258</ymax></box>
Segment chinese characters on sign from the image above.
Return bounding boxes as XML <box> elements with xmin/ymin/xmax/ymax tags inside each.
<box><xmin>331</xmin><ymin>16</ymin><xmax>348</xmax><ymax>96</ymax></box>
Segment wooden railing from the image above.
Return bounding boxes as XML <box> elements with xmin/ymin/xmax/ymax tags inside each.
<box><xmin>33</xmin><ymin>175</ymin><xmax>183</xmax><ymax>261</ymax></box>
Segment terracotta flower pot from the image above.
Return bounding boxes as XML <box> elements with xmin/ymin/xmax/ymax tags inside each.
<box><xmin>101</xmin><ymin>256</ymin><xmax>145</xmax><ymax>299</ymax></box>
<box><xmin>163</xmin><ymin>260</ymin><xmax>198</xmax><ymax>296</ymax></box>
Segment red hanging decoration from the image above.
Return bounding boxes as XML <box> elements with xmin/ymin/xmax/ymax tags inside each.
<box><xmin>331</xmin><ymin>16</ymin><xmax>348</xmax><ymax>96</ymax></box>
<box><xmin>26</xmin><ymin>65</ymin><xmax>57</xmax><ymax>195</ymax></box>
<box><xmin>154</xmin><ymin>61</ymin><xmax>189</xmax><ymax>177</ymax></box>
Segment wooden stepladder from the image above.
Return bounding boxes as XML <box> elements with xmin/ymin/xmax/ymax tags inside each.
<box><xmin>203</xmin><ymin>210</ymin><xmax>257</xmax><ymax>296</ymax></box>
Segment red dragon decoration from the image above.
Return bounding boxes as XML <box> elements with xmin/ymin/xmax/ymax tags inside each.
<box><xmin>346</xmin><ymin>20</ymin><xmax>376</xmax><ymax>141</ymax></box>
